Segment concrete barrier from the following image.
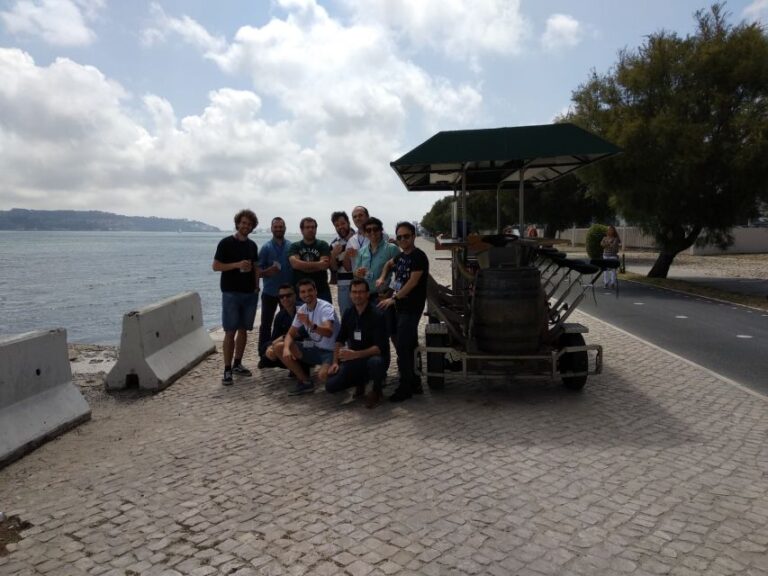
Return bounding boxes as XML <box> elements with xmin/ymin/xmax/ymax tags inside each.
<box><xmin>0</xmin><ymin>329</ymin><xmax>91</xmax><ymax>468</ymax></box>
<box><xmin>106</xmin><ymin>292</ymin><xmax>215</xmax><ymax>392</ymax></box>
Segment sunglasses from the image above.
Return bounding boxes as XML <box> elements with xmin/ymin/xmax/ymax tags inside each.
<box><xmin>396</xmin><ymin>234</ymin><xmax>412</xmax><ymax>241</ymax></box>
<box><xmin>365</xmin><ymin>226</ymin><xmax>381</xmax><ymax>233</ymax></box>
<box><xmin>278</xmin><ymin>293</ymin><xmax>294</xmax><ymax>299</ymax></box>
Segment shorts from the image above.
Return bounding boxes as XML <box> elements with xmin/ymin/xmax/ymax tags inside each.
<box><xmin>298</xmin><ymin>345</ymin><xmax>334</xmax><ymax>366</ymax></box>
<box><xmin>222</xmin><ymin>291</ymin><xmax>259</xmax><ymax>332</ymax></box>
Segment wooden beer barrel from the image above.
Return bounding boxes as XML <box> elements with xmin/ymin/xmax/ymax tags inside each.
<box><xmin>472</xmin><ymin>267</ymin><xmax>546</xmax><ymax>354</ymax></box>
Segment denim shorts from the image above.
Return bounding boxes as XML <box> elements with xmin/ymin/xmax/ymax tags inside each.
<box><xmin>222</xmin><ymin>291</ymin><xmax>259</xmax><ymax>331</ymax></box>
<box><xmin>298</xmin><ymin>345</ymin><xmax>334</xmax><ymax>366</ymax></box>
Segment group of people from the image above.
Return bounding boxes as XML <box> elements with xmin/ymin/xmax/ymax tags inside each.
<box><xmin>212</xmin><ymin>207</ymin><xmax>428</xmax><ymax>407</ymax></box>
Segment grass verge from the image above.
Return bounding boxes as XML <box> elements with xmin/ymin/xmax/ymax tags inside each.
<box><xmin>619</xmin><ymin>272</ymin><xmax>768</xmax><ymax>312</ymax></box>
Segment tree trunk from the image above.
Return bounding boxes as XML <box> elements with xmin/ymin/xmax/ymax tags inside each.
<box><xmin>647</xmin><ymin>224</ymin><xmax>702</xmax><ymax>278</ymax></box>
<box><xmin>648</xmin><ymin>251</ymin><xmax>677</xmax><ymax>278</ymax></box>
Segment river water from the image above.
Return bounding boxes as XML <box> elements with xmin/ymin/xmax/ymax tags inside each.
<box><xmin>0</xmin><ymin>231</ymin><xmax>333</xmax><ymax>344</ymax></box>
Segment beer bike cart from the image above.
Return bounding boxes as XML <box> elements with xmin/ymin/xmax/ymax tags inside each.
<box><xmin>389</xmin><ymin>123</ymin><xmax>621</xmax><ymax>391</ymax></box>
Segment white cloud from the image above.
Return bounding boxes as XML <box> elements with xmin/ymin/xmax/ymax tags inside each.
<box><xmin>338</xmin><ymin>0</ymin><xmax>529</xmax><ymax>62</ymax></box>
<box><xmin>133</xmin><ymin>0</ymin><xmax>484</xmax><ymax>228</ymax></box>
<box><xmin>141</xmin><ymin>3</ymin><xmax>226</xmax><ymax>57</ymax></box>
<box><xmin>0</xmin><ymin>0</ymin><xmax>104</xmax><ymax>46</ymax></box>
<box><xmin>744</xmin><ymin>0</ymin><xmax>768</xmax><ymax>22</ymax></box>
<box><xmin>541</xmin><ymin>14</ymin><xmax>583</xmax><ymax>53</ymax></box>
<box><xmin>1</xmin><ymin>1</ymin><xmax>493</xmax><ymax>231</ymax></box>
<box><xmin>0</xmin><ymin>48</ymin><xmax>324</xmax><ymax>228</ymax></box>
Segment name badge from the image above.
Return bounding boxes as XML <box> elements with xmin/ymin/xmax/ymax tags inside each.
<box><xmin>302</xmin><ymin>340</ymin><xmax>315</xmax><ymax>348</ymax></box>
<box><xmin>353</xmin><ymin>330</ymin><xmax>362</xmax><ymax>341</ymax></box>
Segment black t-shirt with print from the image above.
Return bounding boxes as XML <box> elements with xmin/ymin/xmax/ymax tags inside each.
<box><xmin>288</xmin><ymin>240</ymin><xmax>331</xmax><ymax>293</ymax></box>
<box><xmin>392</xmin><ymin>247</ymin><xmax>429</xmax><ymax>313</ymax></box>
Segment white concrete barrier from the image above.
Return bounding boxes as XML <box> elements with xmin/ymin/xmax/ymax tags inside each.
<box><xmin>0</xmin><ymin>329</ymin><xmax>91</xmax><ymax>467</ymax></box>
<box><xmin>106</xmin><ymin>292</ymin><xmax>215</xmax><ymax>392</ymax></box>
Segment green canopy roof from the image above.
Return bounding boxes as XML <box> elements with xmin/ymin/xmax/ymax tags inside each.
<box><xmin>390</xmin><ymin>123</ymin><xmax>621</xmax><ymax>192</ymax></box>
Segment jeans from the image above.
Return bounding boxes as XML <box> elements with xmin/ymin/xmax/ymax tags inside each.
<box><xmin>325</xmin><ymin>355</ymin><xmax>389</xmax><ymax>393</ymax></box>
<box><xmin>337</xmin><ymin>283</ymin><xmax>351</xmax><ymax>317</ymax></box>
<box><xmin>222</xmin><ymin>292</ymin><xmax>259</xmax><ymax>331</ymax></box>
<box><xmin>258</xmin><ymin>292</ymin><xmax>279</xmax><ymax>358</ymax></box>
<box><xmin>394</xmin><ymin>311</ymin><xmax>422</xmax><ymax>392</ymax></box>
<box><xmin>603</xmin><ymin>254</ymin><xmax>619</xmax><ymax>286</ymax></box>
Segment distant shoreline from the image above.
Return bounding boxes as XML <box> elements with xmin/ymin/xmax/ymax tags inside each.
<box><xmin>0</xmin><ymin>208</ymin><xmax>220</xmax><ymax>233</ymax></box>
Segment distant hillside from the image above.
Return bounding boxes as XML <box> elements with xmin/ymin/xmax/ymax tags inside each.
<box><xmin>0</xmin><ymin>209</ymin><xmax>220</xmax><ymax>232</ymax></box>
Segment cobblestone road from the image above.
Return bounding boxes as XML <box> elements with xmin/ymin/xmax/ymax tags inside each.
<box><xmin>2</xmin><ymin>241</ymin><xmax>767</xmax><ymax>575</ymax></box>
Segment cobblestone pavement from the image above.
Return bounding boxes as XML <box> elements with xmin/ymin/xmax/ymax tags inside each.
<box><xmin>2</xmin><ymin>246</ymin><xmax>768</xmax><ymax>575</ymax></box>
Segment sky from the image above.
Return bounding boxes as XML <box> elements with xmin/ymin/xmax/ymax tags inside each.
<box><xmin>1</xmin><ymin>1</ymin><xmax>766</xmax><ymax>233</ymax></box>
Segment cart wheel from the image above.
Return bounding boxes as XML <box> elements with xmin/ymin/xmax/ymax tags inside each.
<box><xmin>425</xmin><ymin>330</ymin><xmax>446</xmax><ymax>390</ymax></box>
<box><xmin>558</xmin><ymin>333</ymin><xmax>588</xmax><ymax>391</ymax></box>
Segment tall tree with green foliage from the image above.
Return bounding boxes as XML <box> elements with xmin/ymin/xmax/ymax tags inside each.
<box><xmin>568</xmin><ymin>4</ymin><xmax>768</xmax><ymax>277</ymax></box>
<box><xmin>420</xmin><ymin>175</ymin><xmax>611</xmax><ymax>237</ymax></box>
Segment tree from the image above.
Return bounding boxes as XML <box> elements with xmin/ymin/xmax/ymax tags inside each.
<box><xmin>420</xmin><ymin>176</ymin><xmax>612</xmax><ymax>237</ymax></box>
<box><xmin>568</xmin><ymin>4</ymin><xmax>768</xmax><ymax>277</ymax></box>
<box><xmin>523</xmin><ymin>175</ymin><xmax>615</xmax><ymax>237</ymax></box>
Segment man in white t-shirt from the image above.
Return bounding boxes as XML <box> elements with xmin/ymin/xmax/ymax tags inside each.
<box><xmin>346</xmin><ymin>205</ymin><xmax>371</xmax><ymax>258</ymax></box>
<box><xmin>274</xmin><ymin>278</ymin><xmax>340</xmax><ymax>395</ymax></box>
<box><xmin>329</xmin><ymin>211</ymin><xmax>355</xmax><ymax>316</ymax></box>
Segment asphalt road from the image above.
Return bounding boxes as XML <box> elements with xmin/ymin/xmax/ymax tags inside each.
<box><xmin>574</xmin><ymin>279</ymin><xmax>768</xmax><ymax>395</ymax></box>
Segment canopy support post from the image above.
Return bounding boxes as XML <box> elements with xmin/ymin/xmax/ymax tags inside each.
<box><xmin>461</xmin><ymin>164</ymin><xmax>468</xmax><ymax>240</ymax></box>
<box><xmin>496</xmin><ymin>183</ymin><xmax>502</xmax><ymax>234</ymax></box>
<box><xmin>519</xmin><ymin>166</ymin><xmax>525</xmax><ymax>234</ymax></box>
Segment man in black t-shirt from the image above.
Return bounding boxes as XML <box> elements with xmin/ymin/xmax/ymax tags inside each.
<box><xmin>326</xmin><ymin>279</ymin><xmax>390</xmax><ymax>408</ymax></box>
<box><xmin>213</xmin><ymin>209</ymin><xmax>260</xmax><ymax>386</ymax></box>
<box><xmin>377</xmin><ymin>221</ymin><xmax>428</xmax><ymax>402</ymax></box>
<box><xmin>288</xmin><ymin>217</ymin><xmax>332</xmax><ymax>303</ymax></box>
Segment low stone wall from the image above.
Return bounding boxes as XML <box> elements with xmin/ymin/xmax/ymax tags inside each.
<box><xmin>106</xmin><ymin>291</ymin><xmax>215</xmax><ymax>392</ymax></box>
<box><xmin>558</xmin><ymin>226</ymin><xmax>768</xmax><ymax>254</ymax></box>
<box><xmin>0</xmin><ymin>329</ymin><xmax>91</xmax><ymax>467</ymax></box>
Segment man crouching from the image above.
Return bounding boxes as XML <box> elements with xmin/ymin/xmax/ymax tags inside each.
<box><xmin>326</xmin><ymin>279</ymin><xmax>390</xmax><ymax>408</ymax></box>
<box><xmin>274</xmin><ymin>279</ymin><xmax>339</xmax><ymax>395</ymax></box>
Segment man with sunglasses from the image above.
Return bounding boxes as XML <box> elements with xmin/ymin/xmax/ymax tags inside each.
<box><xmin>275</xmin><ymin>279</ymin><xmax>339</xmax><ymax>395</ymax></box>
<box><xmin>212</xmin><ymin>209</ymin><xmax>260</xmax><ymax>386</ymax></box>
<box><xmin>376</xmin><ymin>222</ymin><xmax>428</xmax><ymax>402</ymax></box>
<box><xmin>326</xmin><ymin>279</ymin><xmax>390</xmax><ymax>408</ymax></box>
<box><xmin>353</xmin><ymin>216</ymin><xmax>399</xmax><ymax>304</ymax></box>
<box><xmin>263</xmin><ymin>284</ymin><xmax>301</xmax><ymax>368</ymax></box>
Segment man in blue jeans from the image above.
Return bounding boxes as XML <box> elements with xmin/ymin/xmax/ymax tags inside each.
<box><xmin>326</xmin><ymin>279</ymin><xmax>390</xmax><ymax>408</ymax></box>
<box><xmin>213</xmin><ymin>209</ymin><xmax>260</xmax><ymax>386</ymax></box>
<box><xmin>257</xmin><ymin>216</ymin><xmax>293</xmax><ymax>366</ymax></box>
<box><xmin>377</xmin><ymin>221</ymin><xmax>429</xmax><ymax>402</ymax></box>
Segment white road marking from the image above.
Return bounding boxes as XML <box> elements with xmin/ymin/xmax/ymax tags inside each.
<box><xmin>736</xmin><ymin>334</ymin><xmax>753</xmax><ymax>339</ymax></box>
<box><xmin>675</xmin><ymin>315</ymin><xmax>688</xmax><ymax>319</ymax></box>
<box><xmin>633</xmin><ymin>302</ymin><xmax>644</xmax><ymax>306</ymax></box>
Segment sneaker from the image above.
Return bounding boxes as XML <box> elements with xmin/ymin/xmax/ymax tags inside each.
<box><xmin>412</xmin><ymin>383</ymin><xmax>424</xmax><ymax>395</ymax></box>
<box><xmin>389</xmin><ymin>386</ymin><xmax>412</xmax><ymax>403</ymax></box>
<box><xmin>353</xmin><ymin>385</ymin><xmax>366</xmax><ymax>400</ymax></box>
<box><xmin>288</xmin><ymin>381</ymin><xmax>315</xmax><ymax>396</ymax></box>
<box><xmin>222</xmin><ymin>370</ymin><xmax>233</xmax><ymax>386</ymax></box>
<box><xmin>232</xmin><ymin>363</ymin><xmax>252</xmax><ymax>377</ymax></box>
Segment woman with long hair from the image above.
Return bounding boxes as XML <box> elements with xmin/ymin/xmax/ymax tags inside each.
<box><xmin>600</xmin><ymin>225</ymin><xmax>621</xmax><ymax>288</ymax></box>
